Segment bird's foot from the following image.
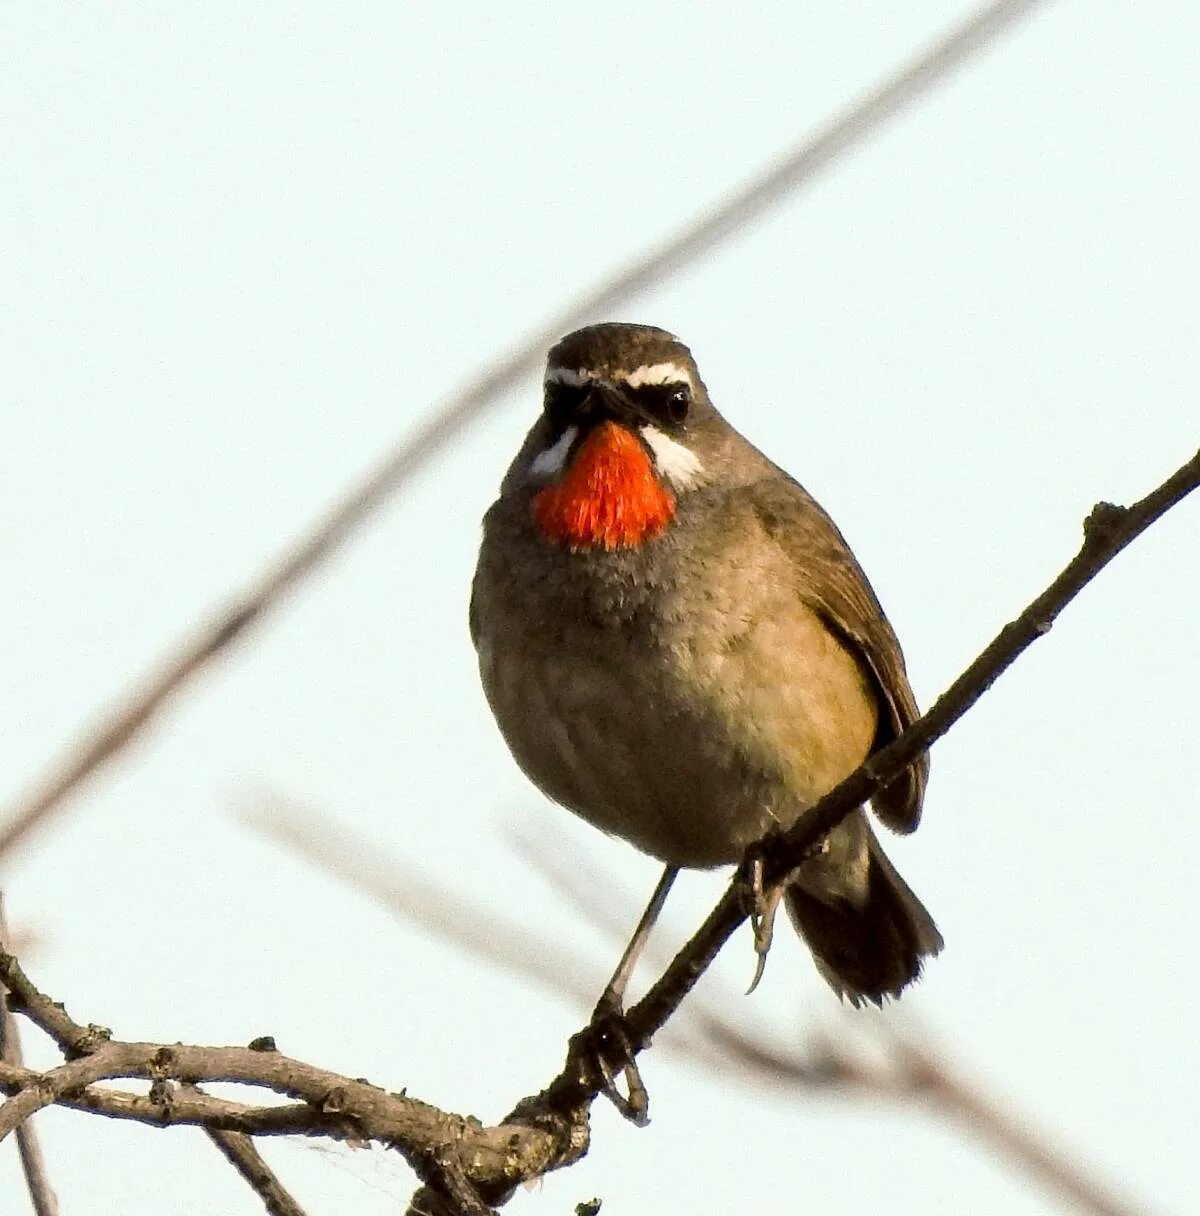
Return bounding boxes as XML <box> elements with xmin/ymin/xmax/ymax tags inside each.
<box><xmin>745</xmin><ymin>852</ymin><xmax>788</xmax><ymax>994</ymax></box>
<box><xmin>743</xmin><ymin>835</ymin><xmax>830</xmax><ymax>993</ymax></box>
<box><xmin>582</xmin><ymin>992</ymin><xmax>650</xmax><ymax>1126</ymax></box>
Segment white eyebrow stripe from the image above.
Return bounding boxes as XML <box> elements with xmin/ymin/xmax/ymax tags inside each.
<box><xmin>529</xmin><ymin>425</ymin><xmax>578</xmax><ymax>476</ymax></box>
<box><xmin>641</xmin><ymin>424</ymin><xmax>705</xmax><ymax>489</ymax></box>
<box><xmin>544</xmin><ymin>362</ymin><xmax>694</xmax><ymax>390</ymax></box>
<box><xmin>623</xmin><ymin>361</ymin><xmax>693</xmax><ymax>388</ymax></box>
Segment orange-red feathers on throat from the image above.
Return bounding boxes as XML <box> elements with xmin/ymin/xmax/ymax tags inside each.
<box><xmin>533</xmin><ymin>420</ymin><xmax>676</xmax><ymax>550</ymax></box>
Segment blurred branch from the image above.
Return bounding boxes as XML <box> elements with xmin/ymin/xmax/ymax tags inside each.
<box><xmin>238</xmin><ymin>795</ymin><xmax>601</xmax><ymax>1007</ymax></box>
<box><xmin>690</xmin><ymin>1016</ymin><xmax>1148</xmax><ymax>1216</ymax></box>
<box><xmin>0</xmin><ymin>0</ymin><xmax>1050</xmax><ymax>864</ymax></box>
<box><xmin>245</xmin><ymin>798</ymin><xmax>739</xmax><ymax>1071</ymax></box>
<box><xmin>889</xmin><ymin>1032</ymin><xmax>1146</xmax><ymax>1216</ymax></box>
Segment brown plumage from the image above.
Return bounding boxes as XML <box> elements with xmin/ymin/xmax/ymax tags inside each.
<box><xmin>470</xmin><ymin>322</ymin><xmax>941</xmax><ymax>1005</ymax></box>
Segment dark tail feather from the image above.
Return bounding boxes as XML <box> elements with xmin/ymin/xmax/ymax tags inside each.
<box><xmin>785</xmin><ymin>827</ymin><xmax>943</xmax><ymax>1007</ymax></box>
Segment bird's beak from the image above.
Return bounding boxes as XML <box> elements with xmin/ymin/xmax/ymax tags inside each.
<box><xmin>585</xmin><ymin>383</ymin><xmax>654</xmax><ymax>430</ymax></box>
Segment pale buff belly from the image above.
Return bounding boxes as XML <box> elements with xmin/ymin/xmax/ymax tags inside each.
<box><xmin>476</xmin><ymin>601</ymin><xmax>877</xmax><ymax>869</ymax></box>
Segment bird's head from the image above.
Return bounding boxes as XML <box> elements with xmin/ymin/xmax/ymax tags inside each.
<box><xmin>523</xmin><ymin>323</ymin><xmax>715</xmax><ymax>551</ymax></box>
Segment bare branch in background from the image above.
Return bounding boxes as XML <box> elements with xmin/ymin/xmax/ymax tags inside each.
<box><xmin>685</xmin><ymin>1010</ymin><xmax>1148</xmax><ymax>1216</ymax></box>
<box><xmin>0</xmin><ymin>0</ymin><xmax>1052</xmax><ymax>864</ymax></box>
<box><xmin>888</xmin><ymin>1030</ymin><xmax>1147</xmax><ymax>1216</ymax></box>
<box><xmin>238</xmin><ymin>795</ymin><xmax>602</xmax><ymax>1007</ymax></box>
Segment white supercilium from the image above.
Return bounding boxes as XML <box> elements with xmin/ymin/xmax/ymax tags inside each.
<box><xmin>622</xmin><ymin>361</ymin><xmax>693</xmax><ymax>388</ymax></box>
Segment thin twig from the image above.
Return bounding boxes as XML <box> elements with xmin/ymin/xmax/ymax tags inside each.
<box><xmin>0</xmin><ymin>899</ymin><xmax>60</xmax><ymax>1216</ymax></box>
<box><xmin>0</xmin><ymin>0</ymin><xmax>1051</xmax><ymax>864</ymax></box>
<box><xmin>0</xmin><ymin>945</ymin><xmax>108</xmax><ymax>1059</ymax></box>
<box><xmin>0</xmin><ymin>1064</ymin><xmax>325</xmax><ymax>1137</ymax></box>
<box><xmin>11</xmin><ymin>1104</ymin><xmax>58</xmax><ymax>1216</ymax></box>
<box><xmin>203</xmin><ymin>1119</ymin><xmax>311</xmax><ymax>1216</ymax></box>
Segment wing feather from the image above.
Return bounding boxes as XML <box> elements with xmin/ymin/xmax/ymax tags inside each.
<box><xmin>749</xmin><ymin>478</ymin><xmax>926</xmax><ymax>833</ymax></box>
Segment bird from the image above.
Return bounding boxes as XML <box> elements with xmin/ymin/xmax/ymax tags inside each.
<box><xmin>470</xmin><ymin>322</ymin><xmax>941</xmax><ymax>1009</ymax></box>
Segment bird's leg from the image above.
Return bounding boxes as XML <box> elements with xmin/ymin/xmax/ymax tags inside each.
<box><xmin>587</xmin><ymin>864</ymin><xmax>678</xmax><ymax>1125</ymax></box>
<box><xmin>596</xmin><ymin>864</ymin><xmax>678</xmax><ymax>1014</ymax></box>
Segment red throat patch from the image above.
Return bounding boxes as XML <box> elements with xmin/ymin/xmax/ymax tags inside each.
<box><xmin>532</xmin><ymin>420</ymin><xmax>676</xmax><ymax>550</ymax></box>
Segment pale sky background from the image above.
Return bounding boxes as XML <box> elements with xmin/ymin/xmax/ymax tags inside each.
<box><xmin>1</xmin><ymin>2</ymin><xmax>1197</xmax><ymax>1213</ymax></box>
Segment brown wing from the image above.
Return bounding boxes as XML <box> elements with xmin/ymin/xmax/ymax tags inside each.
<box><xmin>749</xmin><ymin>477</ymin><xmax>927</xmax><ymax>834</ymax></box>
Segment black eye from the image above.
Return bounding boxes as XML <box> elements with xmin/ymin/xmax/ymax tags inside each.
<box><xmin>664</xmin><ymin>385</ymin><xmax>691</xmax><ymax>424</ymax></box>
<box><xmin>633</xmin><ymin>383</ymin><xmax>691</xmax><ymax>425</ymax></box>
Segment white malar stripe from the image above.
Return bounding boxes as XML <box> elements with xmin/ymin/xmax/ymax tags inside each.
<box><xmin>529</xmin><ymin>425</ymin><xmax>578</xmax><ymax>477</ymax></box>
<box><xmin>641</xmin><ymin>425</ymin><xmax>705</xmax><ymax>489</ymax></box>
<box><xmin>623</xmin><ymin>361</ymin><xmax>692</xmax><ymax>389</ymax></box>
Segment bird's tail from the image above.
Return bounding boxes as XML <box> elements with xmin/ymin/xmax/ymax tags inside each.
<box><xmin>784</xmin><ymin>812</ymin><xmax>942</xmax><ymax>1007</ymax></box>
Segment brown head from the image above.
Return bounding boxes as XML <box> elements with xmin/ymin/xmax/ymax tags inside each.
<box><xmin>516</xmin><ymin>323</ymin><xmax>748</xmax><ymax>551</ymax></box>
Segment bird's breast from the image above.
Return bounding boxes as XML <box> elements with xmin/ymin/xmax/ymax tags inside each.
<box><xmin>472</xmin><ymin>491</ymin><xmax>879</xmax><ymax>867</ymax></box>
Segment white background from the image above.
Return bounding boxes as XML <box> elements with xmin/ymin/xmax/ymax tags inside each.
<box><xmin>1</xmin><ymin>2</ymin><xmax>1196</xmax><ymax>1213</ymax></box>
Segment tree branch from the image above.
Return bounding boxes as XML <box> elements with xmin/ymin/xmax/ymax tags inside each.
<box><xmin>0</xmin><ymin>950</ymin><xmax>577</xmax><ymax>1202</ymax></box>
<box><xmin>0</xmin><ymin>947</ymin><xmax>110</xmax><ymax>1059</ymax></box>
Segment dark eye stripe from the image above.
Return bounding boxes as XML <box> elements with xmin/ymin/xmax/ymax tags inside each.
<box><xmin>628</xmin><ymin>382</ymin><xmax>691</xmax><ymax>426</ymax></box>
